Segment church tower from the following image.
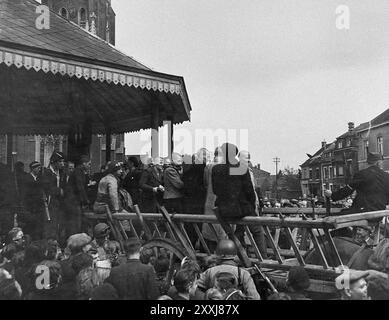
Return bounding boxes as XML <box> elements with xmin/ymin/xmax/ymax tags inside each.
<box><xmin>42</xmin><ymin>0</ymin><xmax>116</xmax><ymax>45</ymax></box>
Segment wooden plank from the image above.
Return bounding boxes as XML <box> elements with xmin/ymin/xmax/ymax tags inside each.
<box><xmin>193</xmin><ymin>223</ymin><xmax>211</xmax><ymax>255</ymax></box>
<box><xmin>323</xmin><ymin>228</ymin><xmax>344</xmax><ymax>267</ymax></box>
<box><xmin>263</xmin><ymin>207</ymin><xmax>342</xmax><ymax>215</ymax></box>
<box><xmin>152</xmin><ymin>222</ymin><xmax>162</xmax><ymax>238</ymax></box>
<box><xmin>133</xmin><ymin>205</ymin><xmax>153</xmax><ymax>240</ymax></box>
<box><xmin>208</xmin><ymin>223</ymin><xmax>221</xmax><ymax>241</ymax></box>
<box><xmin>179</xmin><ymin>223</ymin><xmax>195</xmax><ymax>252</ymax></box>
<box><xmin>86</xmin><ymin>212</ymin><xmax>338</xmax><ymax>229</ymax></box>
<box><xmin>164</xmin><ymin>221</ymin><xmax>177</xmax><ymax>241</ymax></box>
<box><xmin>213</xmin><ymin>208</ymin><xmax>253</xmax><ymax>268</ymax></box>
<box><xmin>284</xmin><ymin>227</ymin><xmax>305</xmax><ymax>266</ymax></box>
<box><xmin>308</xmin><ymin>229</ymin><xmax>329</xmax><ymax>269</ymax></box>
<box><xmin>324</xmin><ymin>210</ymin><xmax>389</xmax><ymax>226</ymax></box>
<box><xmin>128</xmin><ymin>220</ymin><xmax>139</xmax><ymax>239</ymax></box>
<box><xmin>159</xmin><ymin>206</ymin><xmax>197</xmax><ymax>260</ymax></box>
<box><xmin>243</xmin><ymin>225</ymin><xmax>264</xmax><ymax>262</ymax></box>
<box><xmin>274</xmin><ymin>228</ymin><xmax>280</xmax><ymax>247</ymax></box>
<box><xmin>264</xmin><ymin>226</ymin><xmax>283</xmax><ymax>264</ymax></box>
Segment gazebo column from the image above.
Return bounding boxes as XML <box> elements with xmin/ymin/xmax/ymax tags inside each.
<box><xmin>6</xmin><ymin>133</ymin><xmax>14</xmax><ymax>170</ymax></box>
<box><xmin>105</xmin><ymin>128</ymin><xmax>111</xmax><ymax>163</ymax></box>
<box><xmin>151</xmin><ymin>105</ymin><xmax>159</xmax><ymax>159</ymax></box>
<box><xmin>167</xmin><ymin>117</ymin><xmax>174</xmax><ymax>159</ymax></box>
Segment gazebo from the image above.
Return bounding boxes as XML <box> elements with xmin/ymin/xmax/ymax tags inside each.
<box><xmin>0</xmin><ymin>0</ymin><xmax>191</xmax><ymax>165</ymax></box>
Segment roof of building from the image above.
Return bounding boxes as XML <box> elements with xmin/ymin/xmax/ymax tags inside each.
<box><xmin>0</xmin><ymin>0</ymin><xmax>151</xmax><ymax>71</ymax></box>
<box><xmin>0</xmin><ymin>0</ymin><xmax>191</xmax><ymax>135</ymax></box>
<box><xmin>356</xmin><ymin>108</ymin><xmax>389</xmax><ymax>132</ymax></box>
<box><xmin>300</xmin><ymin>141</ymin><xmax>335</xmax><ymax>167</ymax></box>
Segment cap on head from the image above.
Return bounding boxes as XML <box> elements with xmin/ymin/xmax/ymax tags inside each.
<box><xmin>367</xmin><ymin>152</ymin><xmax>384</xmax><ymax>164</ymax></box>
<box><xmin>29</xmin><ymin>161</ymin><xmax>41</xmax><ymax>170</ymax></box>
<box><xmin>335</xmin><ymin>270</ymin><xmax>369</xmax><ymax>290</ymax></box>
<box><xmin>79</xmin><ymin>155</ymin><xmax>90</xmax><ymax>164</ymax></box>
<box><xmin>94</xmin><ymin>223</ymin><xmax>110</xmax><ymax>238</ymax></box>
<box><xmin>107</xmin><ymin>161</ymin><xmax>122</xmax><ymax>174</ymax></box>
<box><xmin>215</xmin><ymin>239</ymin><xmax>237</xmax><ymax>259</ymax></box>
<box><xmin>67</xmin><ymin>233</ymin><xmax>92</xmax><ymax>253</ymax></box>
<box><xmin>50</xmin><ymin>151</ymin><xmax>65</xmax><ymax>163</ymax></box>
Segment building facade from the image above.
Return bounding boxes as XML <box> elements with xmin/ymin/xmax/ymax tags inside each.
<box><xmin>356</xmin><ymin>109</ymin><xmax>389</xmax><ymax>172</ymax></box>
<box><xmin>300</xmin><ymin>123</ymin><xmax>360</xmax><ymax>197</ymax></box>
<box><xmin>300</xmin><ymin>110</ymin><xmax>389</xmax><ymax>197</ymax></box>
<box><xmin>42</xmin><ymin>0</ymin><xmax>115</xmax><ymax>45</ymax></box>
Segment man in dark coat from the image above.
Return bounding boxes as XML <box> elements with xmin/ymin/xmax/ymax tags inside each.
<box><xmin>325</xmin><ymin>152</ymin><xmax>389</xmax><ymax>216</ymax></box>
<box><xmin>122</xmin><ymin>156</ymin><xmax>142</xmax><ymax>206</ymax></box>
<box><xmin>62</xmin><ymin>156</ymin><xmax>91</xmax><ymax>239</ymax></box>
<box><xmin>163</xmin><ymin>153</ymin><xmax>184</xmax><ymax>213</ymax></box>
<box><xmin>40</xmin><ymin>151</ymin><xmax>66</xmax><ymax>242</ymax></box>
<box><xmin>105</xmin><ymin>238</ymin><xmax>160</xmax><ymax>300</ymax></box>
<box><xmin>23</xmin><ymin>161</ymin><xmax>44</xmax><ymax>240</ymax></box>
<box><xmin>139</xmin><ymin>158</ymin><xmax>164</xmax><ymax>213</ymax></box>
<box><xmin>212</xmin><ymin>143</ymin><xmax>266</xmax><ymax>256</ymax></box>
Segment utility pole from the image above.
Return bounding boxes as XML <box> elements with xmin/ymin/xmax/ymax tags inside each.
<box><xmin>273</xmin><ymin>157</ymin><xmax>280</xmax><ymax>201</ymax></box>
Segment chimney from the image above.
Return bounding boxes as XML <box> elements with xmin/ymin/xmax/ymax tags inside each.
<box><xmin>348</xmin><ymin>122</ymin><xmax>355</xmax><ymax>132</ymax></box>
<box><xmin>321</xmin><ymin>141</ymin><xmax>326</xmax><ymax>149</ymax></box>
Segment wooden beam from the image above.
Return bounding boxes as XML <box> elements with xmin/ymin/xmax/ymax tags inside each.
<box><xmin>151</xmin><ymin>105</ymin><xmax>159</xmax><ymax>158</ymax></box>
<box><xmin>105</xmin><ymin>129</ymin><xmax>111</xmax><ymax>163</ymax></box>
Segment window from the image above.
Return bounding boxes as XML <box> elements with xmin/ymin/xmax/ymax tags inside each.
<box><xmin>316</xmin><ymin>168</ymin><xmax>320</xmax><ymax>180</ymax></box>
<box><xmin>338</xmin><ymin>140</ymin><xmax>343</xmax><ymax>149</ymax></box>
<box><xmin>323</xmin><ymin>167</ymin><xmax>328</xmax><ymax>179</ymax></box>
<box><xmin>329</xmin><ymin>183</ymin><xmax>333</xmax><ymax>191</ymax></box>
<box><xmin>378</xmin><ymin>137</ymin><xmax>384</xmax><ymax>155</ymax></box>
<box><xmin>338</xmin><ymin>166</ymin><xmax>344</xmax><ymax>176</ymax></box>
<box><xmin>79</xmin><ymin>8</ymin><xmax>87</xmax><ymax>28</ymax></box>
<box><xmin>309</xmin><ymin>168</ymin><xmax>313</xmax><ymax>179</ymax></box>
<box><xmin>329</xmin><ymin>166</ymin><xmax>333</xmax><ymax>179</ymax></box>
<box><xmin>346</xmin><ymin>139</ymin><xmax>351</xmax><ymax>147</ymax></box>
<box><xmin>60</xmin><ymin>8</ymin><xmax>68</xmax><ymax>19</ymax></box>
<box><xmin>363</xmin><ymin>140</ymin><xmax>368</xmax><ymax>159</ymax></box>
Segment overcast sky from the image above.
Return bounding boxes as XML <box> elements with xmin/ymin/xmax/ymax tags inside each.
<box><xmin>116</xmin><ymin>0</ymin><xmax>389</xmax><ymax>173</ymax></box>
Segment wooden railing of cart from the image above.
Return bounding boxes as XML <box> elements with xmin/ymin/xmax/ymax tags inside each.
<box><xmin>84</xmin><ymin>206</ymin><xmax>389</xmax><ymax>297</ymax></box>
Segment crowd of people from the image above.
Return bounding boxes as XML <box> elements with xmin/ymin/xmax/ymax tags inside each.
<box><xmin>2</xmin><ymin>227</ymin><xmax>389</xmax><ymax>301</ymax></box>
<box><xmin>2</xmin><ymin>144</ymin><xmax>389</xmax><ymax>300</ymax></box>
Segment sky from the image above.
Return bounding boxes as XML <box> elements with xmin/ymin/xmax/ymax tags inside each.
<box><xmin>114</xmin><ymin>0</ymin><xmax>389</xmax><ymax>173</ymax></box>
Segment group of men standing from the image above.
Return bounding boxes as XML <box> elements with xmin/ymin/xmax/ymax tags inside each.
<box><xmin>17</xmin><ymin>152</ymin><xmax>91</xmax><ymax>245</ymax></box>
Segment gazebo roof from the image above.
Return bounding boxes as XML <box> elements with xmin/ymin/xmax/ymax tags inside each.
<box><xmin>0</xmin><ymin>0</ymin><xmax>191</xmax><ymax>135</ymax></box>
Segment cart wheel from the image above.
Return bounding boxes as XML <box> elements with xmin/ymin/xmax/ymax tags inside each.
<box><xmin>142</xmin><ymin>238</ymin><xmax>188</xmax><ymax>261</ymax></box>
<box><xmin>142</xmin><ymin>238</ymin><xmax>189</xmax><ymax>286</ymax></box>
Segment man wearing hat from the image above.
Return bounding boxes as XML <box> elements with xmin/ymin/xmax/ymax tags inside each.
<box><xmin>105</xmin><ymin>238</ymin><xmax>160</xmax><ymax>300</ymax></box>
<box><xmin>93</xmin><ymin>161</ymin><xmax>126</xmax><ymax>214</ymax></box>
<box><xmin>41</xmin><ymin>151</ymin><xmax>66</xmax><ymax>242</ymax></box>
<box><xmin>335</xmin><ymin>269</ymin><xmax>369</xmax><ymax>300</ymax></box>
<box><xmin>22</xmin><ymin>161</ymin><xmax>44</xmax><ymax>240</ymax></box>
<box><xmin>139</xmin><ymin>157</ymin><xmax>164</xmax><ymax>213</ymax></box>
<box><xmin>91</xmin><ymin>223</ymin><xmax>121</xmax><ymax>265</ymax></box>
<box><xmin>62</xmin><ymin>155</ymin><xmax>91</xmax><ymax>238</ymax></box>
<box><xmin>325</xmin><ymin>151</ymin><xmax>389</xmax><ymax>217</ymax></box>
<box><xmin>196</xmin><ymin>239</ymin><xmax>260</xmax><ymax>300</ymax></box>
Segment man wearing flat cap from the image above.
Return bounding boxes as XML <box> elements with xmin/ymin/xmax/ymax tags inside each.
<box><xmin>22</xmin><ymin>161</ymin><xmax>44</xmax><ymax>240</ymax></box>
<box><xmin>62</xmin><ymin>155</ymin><xmax>91</xmax><ymax>238</ymax></box>
<box><xmin>325</xmin><ymin>152</ymin><xmax>389</xmax><ymax>217</ymax></box>
<box><xmin>335</xmin><ymin>269</ymin><xmax>369</xmax><ymax>300</ymax></box>
<box><xmin>41</xmin><ymin>151</ymin><xmax>66</xmax><ymax>243</ymax></box>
